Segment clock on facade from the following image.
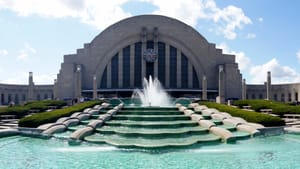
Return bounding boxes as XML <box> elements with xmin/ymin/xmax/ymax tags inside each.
<box><xmin>143</xmin><ymin>48</ymin><xmax>157</xmax><ymax>62</ymax></box>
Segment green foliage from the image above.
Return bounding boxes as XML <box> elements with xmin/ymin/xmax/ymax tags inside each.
<box><xmin>0</xmin><ymin>100</ymin><xmax>67</xmax><ymax>118</ymax></box>
<box><xmin>234</xmin><ymin>99</ymin><xmax>300</xmax><ymax>116</ymax></box>
<box><xmin>18</xmin><ymin>101</ymin><xmax>101</xmax><ymax>128</ymax></box>
<box><xmin>24</xmin><ymin>100</ymin><xmax>67</xmax><ymax>111</ymax></box>
<box><xmin>0</xmin><ymin>106</ymin><xmax>30</xmax><ymax>117</ymax></box>
<box><xmin>200</xmin><ymin>101</ymin><xmax>285</xmax><ymax>127</ymax></box>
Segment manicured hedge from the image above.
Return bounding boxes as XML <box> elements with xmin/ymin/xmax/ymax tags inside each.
<box><xmin>24</xmin><ymin>100</ymin><xmax>67</xmax><ymax>111</ymax></box>
<box><xmin>18</xmin><ymin>101</ymin><xmax>102</xmax><ymax>128</ymax></box>
<box><xmin>200</xmin><ymin>101</ymin><xmax>285</xmax><ymax>127</ymax></box>
<box><xmin>234</xmin><ymin>99</ymin><xmax>300</xmax><ymax>116</ymax></box>
<box><xmin>0</xmin><ymin>106</ymin><xmax>30</xmax><ymax>117</ymax></box>
<box><xmin>0</xmin><ymin>100</ymin><xmax>67</xmax><ymax>118</ymax></box>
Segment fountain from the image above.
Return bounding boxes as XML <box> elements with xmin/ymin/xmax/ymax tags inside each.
<box><xmin>132</xmin><ymin>76</ymin><xmax>171</xmax><ymax>107</ymax></box>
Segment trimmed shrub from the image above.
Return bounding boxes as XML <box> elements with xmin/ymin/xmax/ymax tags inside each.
<box><xmin>19</xmin><ymin>101</ymin><xmax>101</xmax><ymax>128</ymax></box>
<box><xmin>201</xmin><ymin>101</ymin><xmax>285</xmax><ymax>127</ymax></box>
<box><xmin>25</xmin><ymin>100</ymin><xmax>67</xmax><ymax>111</ymax></box>
<box><xmin>234</xmin><ymin>100</ymin><xmax>300</xmax><ymax>116</ymax></box>
<box><xmin>0</xmin><ymin>106</ymin><xmax>30</xmax><ymax>117</ymax></box>
<box><xmin>0</xmin><ymin>100</ymin><xmax>67</xmax><ymax>118</ymax></box>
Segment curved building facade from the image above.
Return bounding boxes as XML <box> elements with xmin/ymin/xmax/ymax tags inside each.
<box><xmin>56</xmin><ymin>15</ymin><xmax>242</xmax><ymax>101</ymax></box>
<box><xmin>2</xmin><ymin>15</ymin><xmax>298</xmax><ymax>105</ymax></box>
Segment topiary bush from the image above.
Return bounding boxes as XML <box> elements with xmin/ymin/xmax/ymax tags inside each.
<box><xmin>201</xmin><ymin>101</ymin><xmax>285</xmax><ymax>127</ymax></box>
<box><xmin>18</xmin><ymin>101</ymin><xmax>102</xmax><ymax>128</ymax></box>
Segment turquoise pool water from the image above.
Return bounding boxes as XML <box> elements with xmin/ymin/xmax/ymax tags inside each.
<box><xmin>0</xmin><ymin>134</ymin><xmax>300</xmax><ymax>169</ymax></box>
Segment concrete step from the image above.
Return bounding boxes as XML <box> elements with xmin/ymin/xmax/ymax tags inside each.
<box><xmin>104</xmin><ymin>120</ymin><xmax>198</xmax><ymax>128</ymax></box>
<box><xmin>84</xmin><ymin>133</ymin><xmax>221</xmax><ymax>148</ymax></box>
<box><xmin>95</xmin><ymin>126</ymin><xmax>208</xmax><ymax>137</ymax></box>
<box><xmin>112</xmin><ymin>115</ymin><xmax>190</xmax><ymax>121</ymax></box>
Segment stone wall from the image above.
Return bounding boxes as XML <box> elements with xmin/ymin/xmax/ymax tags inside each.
<box><xmin>247</xmin><ymin>83</ymin><xmax>300</xmax><ymax>102</ymax></box>
<box><xmin>0</xmin><ymin>83</ymin><xmax>53</xmax><ymax>105</ymax></box>
<box><xmin>56</xmin><ymin>15</ymin><xmax>242</xmax><ymax>100</ymax></box>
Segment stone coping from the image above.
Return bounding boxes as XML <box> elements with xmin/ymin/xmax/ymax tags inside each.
<box><xmin>0</xmin><ymin>128</ymin><xmax>19</xmax><ymax>137</ymax></box>
<box><xmin>85</xmin><ymin>133</ymin><xmax>221</xmax><ymax>148</ymax></box>
<box><xmin>284</xmin><ymin>127</ymin><xmax>300</xmax><ymax>134</ymax></box>
<box><xmin>257</xmin><ymin>127</ymin><xmax>285</xmax><ymax>136</ymax></box>
<box><xmin>96</xmin><ymin>126</ymin><xmax>208</xmax><ymax>135</ymax></box>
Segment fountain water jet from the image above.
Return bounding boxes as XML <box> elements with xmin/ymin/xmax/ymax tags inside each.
<box><xmin>132</xmin><ymin>76</ymin><xmax>171</xmax><ymax>107</ymax></box>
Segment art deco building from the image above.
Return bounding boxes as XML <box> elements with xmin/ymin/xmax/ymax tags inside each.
<box><xmin>0</xmin><ymin>15</ymin><xmax>299</xmax><ymax>105</ymax></box>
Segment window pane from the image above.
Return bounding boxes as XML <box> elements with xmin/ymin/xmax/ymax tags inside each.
<box><xmin>169</xmin><ymin>46</ymin><xmax>177</xmax><ymax>88</ymax></box>
<box><xmin>123</xmin><ymin>46</ymin><xmax>130</xmax><ymax>88</ymax></box>
<box><xmin>158</xmin><ymin>42</ymin><xmax>165</xmax><ymax>87</ymax></box>
<box><xmin>134</xmin><ymin>42</ymin><xmax>142</xmax><ymax>87</ymax></box>
<box><xmin>181</xmin><ymin>53</ymin><xmax>188</xmax><ymax>88</ymax></box>
<box><xmin>111</xmin><ymin>54</ymin><xmax>119</xmax><ymax>88</ymax></box>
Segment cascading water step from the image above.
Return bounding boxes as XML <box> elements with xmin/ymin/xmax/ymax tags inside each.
<box><xmin>122</xmin><ymin>107</ymin><xmax>178</xmax><ymax>111</ymax></box>
<box><xmin>84</xmin><ymin>133</ymin><xmax>221</xmax><ymax>148</ymax></box>
<box><xmin>216</xmin><ymin>124</ymin><xmax>236</xmax><ymax>131</ymax></box>
<box><xmin>104</xmin><ymin>120</ymin><xmax>198</xmax><ymax>128</ymax></box>
<box><xmin>211</xmin><ymin>119</ymin><xmax>223</xmax><ymax>125</ymax></box>
<box><xmin>52</xmin><ymin>130</ymin><xmax>73</xmax><ymax>139</ymax></box>
<box><xmin>112</xmin><ymin>115</ymin><xmax>190</xmax><ymax>121</ymax></box>
<box><xmin>68</xmin><ymin>124</ymin><xmax>87</xmax><ymax>131</ymax></box>
<box><xmin>232</xmin><ymin>131</ymin><xmax>251</xmax><ymax>139</ymax></box>
<box><xmin>95</xmin><ymin>126</ymin><xmax>209</xmax><ymax>137</ymax></box>
<box><xmin>117</xmin><ymin>110</ymin><xmax>182</xmax><ymax>115</ymax></box>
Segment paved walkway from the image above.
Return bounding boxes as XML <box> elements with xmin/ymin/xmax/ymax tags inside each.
<box><xmin>284</xmin><ymin>117</ymin><xmax>300</xmax><ymax>133</ymax></box>
<box><xmin>0</xmin><ymin>118</ymin><xmax>18</xmax><ymax>129</ymax></box>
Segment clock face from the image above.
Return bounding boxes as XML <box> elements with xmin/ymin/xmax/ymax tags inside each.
<box><xmin>143</xmin><ymin>48</ymin><xmax>157</xmax><ymax>62</ymax></box>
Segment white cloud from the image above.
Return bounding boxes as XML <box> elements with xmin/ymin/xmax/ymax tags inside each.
<box><xmin>0</xmin><ymin>72</ymin><xmax>28</xmax><ymax>84</ymax></box>
<box><xmin>217</xmin><ymin>42</ymin><xmax>251</xmax><ymax>71</ymax></box>
<box><xmin>0</xmin><ymin>0</ymin><xmax>252</xmax><ymax>39</ymax></box>
<box><xmin>34</xmin><ymin>73</ymin><xmax>56</xmax><ymax>84</ymax></box>
<box><xmin>217</xmin><ymin>43</ymin><xmax>300</xmax><ymax>84</ymax></box>
<box><xmin>143</xmin><ymin>0</ymin><xmax>206</xmax><ymax>27</ymax></box>
<box><xmin>246</xmin><ymin>33</ymin><xmax>256</xmax><ymax>39</ymax></box>
<box><xmin>16</xmin><ymin>43</ymin><xmax>36</xmax><ymax>61</ymax></box>
<box><xmin>0</xmin><ymin>0</ymin><xmax>131</xmax><ymax>30</ymax></box>
<box><xmin>0</xmin><ymin>72</ymin><xmax>55</xmax><ymax>84</ymax></box>
<box><xmin>144</xmin><ymin>0</ymin><xmax>252</xmax><ymax>40</ymax></box>
<box><xmin>249</xmin><ymin>58</ymin><xmax>300</xmax><ymax>84</ymax></box>
<box><xmin>210</xmin><ymin>4</ymin><xmax>252</xmax><ymax>39</ymax></box>
<box><xmin>297</xmin><ymin>50</ymin><xmax>300</xmax><ymax>63</ymax></box>
<box><xmin>0</xmin><ymin>49</ymin><xmax>8</xmax><ymax>57</ymax></box>
<box><xmin>258</xmin><ymin>17</ymin><xmax>263</xmax><ymax>22</ymax></box>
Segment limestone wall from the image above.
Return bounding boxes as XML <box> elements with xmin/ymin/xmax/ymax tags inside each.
<box><xmin>247</xmin><ymin>83</ymin><xmax>300</xmax><ymax>102</ymax></box>
<box><xmin>0</xmin><ymin>83</ymin><xmax>53</xmax><ymax>105</ymax></box>
<box><xmin>56</xmin><ymin>15</ymin><xmax>242</xmax><ymax>100</ymax></box>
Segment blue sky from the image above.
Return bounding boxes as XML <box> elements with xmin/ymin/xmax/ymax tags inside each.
<box><xmin>0</xmin><ymin>0</ymin><xmax>299</xmax><ymax>85</ymax></box>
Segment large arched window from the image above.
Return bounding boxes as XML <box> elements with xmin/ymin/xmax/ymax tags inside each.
<box><xmin>100</xmin><ymin>41</ymin><xmax>200</xmax><ymax>90</ymax></box>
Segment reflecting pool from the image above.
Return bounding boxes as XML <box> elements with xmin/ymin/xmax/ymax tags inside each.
<box><xmin>0</xmin><ymin>134</ymin><xmax>299</xmax><ymax>169</ymax></box>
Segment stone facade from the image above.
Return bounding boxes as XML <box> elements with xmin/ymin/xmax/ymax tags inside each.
<box><xmin>245</xmin><ymin>72</ymin><xmax>300</xmax><ymax>102</ymax></box>
<box><xmin>247</xmin><ymin>83</ymin><xmax>300</xmax><ymax>102</ymax></box>
<box><xmin>56</xmin><ymin>15</ymin><xmax>242</xmax><ymax>101</ymax></box>
<box><xmin>2</xmin><ymin>15</ymin><xmax>298</xmax><ymax>105</ymax></box>
<box><xmin>0</xmin><ymin>73</ymin><xmax>53</xmax><ymax>105</ymax></box>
